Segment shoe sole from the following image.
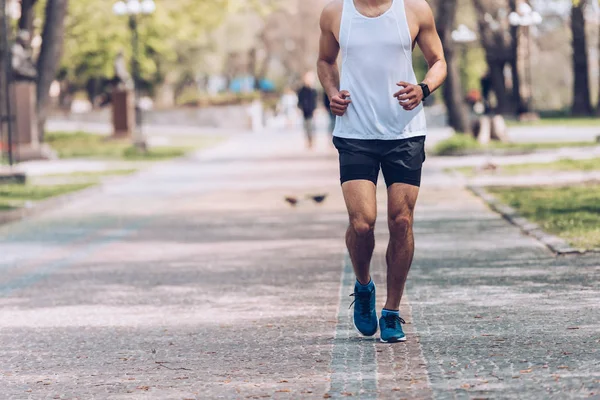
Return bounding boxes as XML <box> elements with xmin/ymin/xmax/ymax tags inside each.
<box><xmin>380</xmin><ymin>337</ymin><xmax>407</xmax><ymax>343</ymax></box>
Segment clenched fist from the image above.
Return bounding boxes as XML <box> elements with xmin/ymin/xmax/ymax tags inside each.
<box><xmin>393</xmin><ymin>81</ymin><xmax>423</xmax><ymax>111</ymax></box>
<box><xmin>329</xmin><ymin>90</ymin><xmax>352</xmax><ymax>116</ymax></box>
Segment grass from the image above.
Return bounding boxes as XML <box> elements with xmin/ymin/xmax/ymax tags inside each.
<box><xmin>455</xmin><ymin>157</ymin><xmax>600</xmax><ymax>177</ymax></box>
<box><xmin>434</xmin><ymin>134</ymin><xmax>599</xmax><ymax>156</ymax></box>
<box><xmin>434</xmin><ymin>134</ymin><xmax>481</xmax><ymax>155</ymax></box>
<box><xmin>506</xmin><ymin>117</ymin><xmax>600</xmax><ymax>128</ymax></box>
<box><xmin>489</xmin><ymin>184</ymin><xmax>600</xmax><ymax>250</ymax></box>
<box><xmin>45</xmin><ymin>131</ymin><xmax>212</xmax><ymax>160</ymax></box>
<box><xmin>0</xmin><ymin>183</ymin><xmax>95</xmax><ymax>211</ymax></box>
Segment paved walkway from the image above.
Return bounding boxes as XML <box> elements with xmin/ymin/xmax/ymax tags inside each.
<box><xmin>0</xmin><ymin>131</ymin><xmax>599</xmax><ymax>399</ymax></box>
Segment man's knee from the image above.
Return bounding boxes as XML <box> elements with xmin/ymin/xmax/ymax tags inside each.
<box><xmin>388</xmin><ymin>214</ymin><xmax>413</xmax><ymax>237</ymax></box>
<box><xmin>349</xmin><ymin>215</ymin><xmax>376</xmax><ymax>237</ymax></box>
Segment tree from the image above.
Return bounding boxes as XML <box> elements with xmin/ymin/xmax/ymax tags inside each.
<box><xmin>37</xmin><ymin>0</ymin><xmax>69</xmax><ymax>139</ymax></box>
<box><xmin>508</xmin><ymin>0</ymin><xmax>526</xmax><ymax>114</ymax></box>
<box><xmin>435</xmin><ymin>0</ymin><xmax>472</xmax><ymax>133</ymax></box>
<box><xmin>571</xmin><ymin>0</ymin><xmax>593</xmax><ymax>115</ymax></box>
<box><xmin>19</xmin><ymin>0</ymin><xmax>38</xmax><ymax>37</ymax></box>
<box><xmin>598</xmin><ymin>5</ymin><xmax>600</xmax><ymax>116</ymax></box>
<box><xmin>472</xmin><ymin>0</ymin><xmax>512</xmax><ymax>114</ymax></box>
<box><xmin>60</xmin><ymin>0</ymin><xmax>229</xmax><ymax>105</ymax></box>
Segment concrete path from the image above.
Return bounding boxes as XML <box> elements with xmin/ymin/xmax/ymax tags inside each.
<box><xmin>1</xmin><ymin>131</ymin><xmax>599</xmax><ymax>399</ymax></box>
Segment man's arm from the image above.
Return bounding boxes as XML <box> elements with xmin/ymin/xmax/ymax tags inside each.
<box><xmin>317</xmin><ymin>1</ymin><xmax>351</xmax><ymax>116</ymax></box>
<box><xmin>394</xmin><ymin>0</ymin><xmax>447</xmax><ymax>111</ymax></box>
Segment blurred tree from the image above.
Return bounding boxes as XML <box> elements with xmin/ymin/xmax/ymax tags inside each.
<box><xmin>435</xmin><ymin>0</ymin><xmax>472</xmax><ymax>133</ymax></box>
<box><xmin>19</xmin><ymin>0</ymin><xmax>38</xmax><ymax>39</ymax></box>
<box><xmin>60</xmin><ymin>0</ymin><xmax>228</xmax><ymax>106</ymax></box>
<box><xmin>571</xmin><ymin>0</ymin><xmax>593</xmax><ymax>115</ymax></box>
<box><xmin>508</xmin><ymin>0</ymin><xmax>526</xmax><ymax>114</ymax></box>
<box><xmin>37</xmin><ymin>0</ymin><xmax>69</xmax><ymax>140</ymax></box>
<box><xmin>472</xmin><ymin>0</ymin><xmax>512</xmax><ymax>115</ymax></box>
<box><xmin>598</xmin><ymin>1</ymin><xmax>600</xmax><ymax>116</ymax></box>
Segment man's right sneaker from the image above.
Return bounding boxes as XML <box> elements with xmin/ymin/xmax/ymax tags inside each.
<box><xmin>379</xmin><ymin>312</ymin><xmax>407</xmax><ymax>343</ymax></box>
<box><xmin>349</xmin><ymin>281</ymin><xmax>378</xmax><ymax>337</ymax></box>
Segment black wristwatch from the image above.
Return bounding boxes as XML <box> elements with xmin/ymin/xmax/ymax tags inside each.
<box><xmin>419</xmin><ymin>83</ymin><xmax>431</xmax><ymax>99</ymax></box>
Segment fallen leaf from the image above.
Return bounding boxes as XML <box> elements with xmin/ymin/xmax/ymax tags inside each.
<box><xmin>461</xmin><ymin>384</ymin><xmax>472</xmax><ymax>389</ymax></box>
<box><xmin>323</xmin><ymin>394</ymin><xmax>332</xmax><ymax>399</ymax></box>
<box><xmin>341</xmin><ymin>392</ymin><xmax>353</xmax><ymax>397</ymax></box>
<box><xmin>520</xmin><ymin>369</ymin><xmax>533</xmax><ymax>374</ymax></box>
<box><xmin>136</xmin><ymin>386</ymin><xmax>150</xmax><ymax>391</ymax></box>
<box><xmin>558</xmin><ymin>366</ymin><xmax>569</xmax><ymax>369</ymax></box>
<box><xmin>275</xmin><ymin>389</ymin><xmax>291</xmax><ymax>393</ymax></box>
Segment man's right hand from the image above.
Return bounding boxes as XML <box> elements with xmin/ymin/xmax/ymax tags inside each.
<box><xmin>329</xmin><ymin>90</ymin><xmax>351</xmax><ymax>116</ymax></box>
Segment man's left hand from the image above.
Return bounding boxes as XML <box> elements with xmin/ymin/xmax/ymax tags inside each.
<box><xmin>393</xmin><ymin>81</ymin><xmax>424</xmax><ymax>111</ymax></box>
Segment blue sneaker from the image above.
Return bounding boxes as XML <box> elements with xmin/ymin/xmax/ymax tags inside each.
<box><xmin>379</xmin><ymin>311</ymin><xmax>406</xmax><ymax>343</ymax></box>
<box><xmin>349</xmin><ymin>281</ymin><xmax>378</xmax><ymax>337</ymax></box>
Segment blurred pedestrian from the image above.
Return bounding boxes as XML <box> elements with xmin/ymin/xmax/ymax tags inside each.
<box><xmin>297</xmin><ymin>72</ymin><xmax>318</xmax><ymax>149</ymax></box>
<box><xmin>323</xmin><ymin>91</ymin><xmax>336</xmax><ymax>138</ymax></box>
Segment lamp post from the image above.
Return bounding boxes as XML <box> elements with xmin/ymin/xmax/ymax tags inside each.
<box><xmin>451</xmin><ymin>24</ymin><xmax>478</xmax><ymax>94</ymax></box>
<box><xmin>112</xmin><ymin>0</ymin><xmax>155</xmax><ymax>149</ymax></box>
<box><xmin>509</xmin><ymin>3</ymin><xmax>542</xmax><ymax>112</ymax></box>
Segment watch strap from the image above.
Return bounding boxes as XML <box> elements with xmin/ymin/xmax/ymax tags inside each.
<box><xmin>419</xmin><ymin>83</ymin><xmax>431</xmax><ymax>99</ymax></box>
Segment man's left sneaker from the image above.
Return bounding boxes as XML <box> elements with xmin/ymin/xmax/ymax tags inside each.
<box><xmin>379</xmin><ymin>310</ymin><xmax>406</xmax><ymax>343</ymax></box>
<box><xmin>349</xmin><ymin>280</ymin><xmax>378</xmax><ymax>337</ymax></box>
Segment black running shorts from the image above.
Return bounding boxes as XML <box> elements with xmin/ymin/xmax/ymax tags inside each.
<box><xmin>333</xmin><ymin>136</ymin><xmax>426</xmax><ymax>187</ymax></box>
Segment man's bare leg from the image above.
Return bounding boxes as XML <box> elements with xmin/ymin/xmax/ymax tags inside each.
<box><xmin>341</xmin><ymin>180</ymin><xmax>377</xmax><ymax>285</ymax></box>
<box><xmin>384</xmin><ymin>183</ymin><xmax>420</xmax><ymax>311</ymax></box>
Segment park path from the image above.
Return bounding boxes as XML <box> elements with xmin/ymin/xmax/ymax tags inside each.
<box><xmin>0</xmin><ymin>130</ymin><xmax>599</xmax><ymax>399</ymax></box>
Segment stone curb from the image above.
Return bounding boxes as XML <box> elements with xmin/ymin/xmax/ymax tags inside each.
<box><xmin>467</xmin><ymin>185</ymin><xmax>598</xmax><ymax>255</ymax></box>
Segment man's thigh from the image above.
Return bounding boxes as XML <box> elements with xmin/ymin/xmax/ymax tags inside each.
<box><xmin>387</xmin><ymin>183</ymin><xmax>420</xmax><ymax>220</ymax></box>
<box><xmin>341</xmin><ymin>180</ymin><xmax>378</xmax><ymax>223</ymax></box>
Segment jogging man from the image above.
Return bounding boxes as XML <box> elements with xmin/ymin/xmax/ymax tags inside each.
<box><xmin>317</xmin><ymin>0</ymin><xmax>446</xmax><ymax>342</ymax></box>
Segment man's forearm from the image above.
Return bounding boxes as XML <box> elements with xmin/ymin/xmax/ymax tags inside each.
<box><xmin>317</xmin><ymin>60</ymin><xmax>340</xmax><ymax>100</ymax></box>
<box><xmin>421</xmin><ymin>59</ymin><xmax>447</xmax><ymax>93</ymax></box>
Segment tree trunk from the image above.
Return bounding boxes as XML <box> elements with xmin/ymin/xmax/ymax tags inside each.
<box><xmin>19</xmin><ymin>0</ymin><xmax>38</xmax><ymax>37</ymax></box>
<box><xmin>435</xmin><ymin>0</ymin><xmax>471</xmax><ymax>134</ymax></box>
<box><xmin>597</xmin><ymin>12</ymin><xmax>600</xmax><ymax>116</ymax></box>
<box><xmin>472</xmin><ymin>0</ymin><xmax>512</xmax><ymax>115</ymax></box>
<box><xmin>36</xmin><ymin>0</ymin><xmax>68</xmax><ymax>140</ymax></box>
<box><xmin>508</xmin><ymin>0</ymin><xmax>526</xmax><ymax>114</ymax></box>
<box><xmin>571</xmin><ymin>2</ymin><xmax>592</xmax><ymax>116</ymax></box>
<box><xmin>488</xmin><ymin>60</ymin><xmax>510</xmax><ymax>114</ymax></box>
<box><xmin>0</xmin><ymin>0</ymin><xmax>7</xmax><ymax>144</ymax></box>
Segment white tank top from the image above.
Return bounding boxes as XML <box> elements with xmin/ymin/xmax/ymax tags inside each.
<box><xmin>333</xmin><ymin>0</ymin><xmax>427</xmax><ymax>140</ymax></box>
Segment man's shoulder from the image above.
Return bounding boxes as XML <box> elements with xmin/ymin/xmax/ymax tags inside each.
<box><xmin>404</xmin><ymin>0</ymin><xmax>433</xmax><ymax>21</ymax></box>
<box><xmin>320</xmin><ymin>0</ymin><xmax>343</xmax><ymax>26</ymax></box>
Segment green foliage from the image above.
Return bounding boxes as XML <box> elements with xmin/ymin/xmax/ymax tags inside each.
<box><xmin>434</xmin><ymin>134</ymin><xmax>481</xmax><ymax>155</ymax></box>
<box><xmin>490</xmin><ymin>184</ymin><xmax>600</xmax><ymax>249</ymax></box>
<box><xmin>61</xmin><ymin>0</ymin><xmax>229</xmax><ymax>89</ymax></box>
